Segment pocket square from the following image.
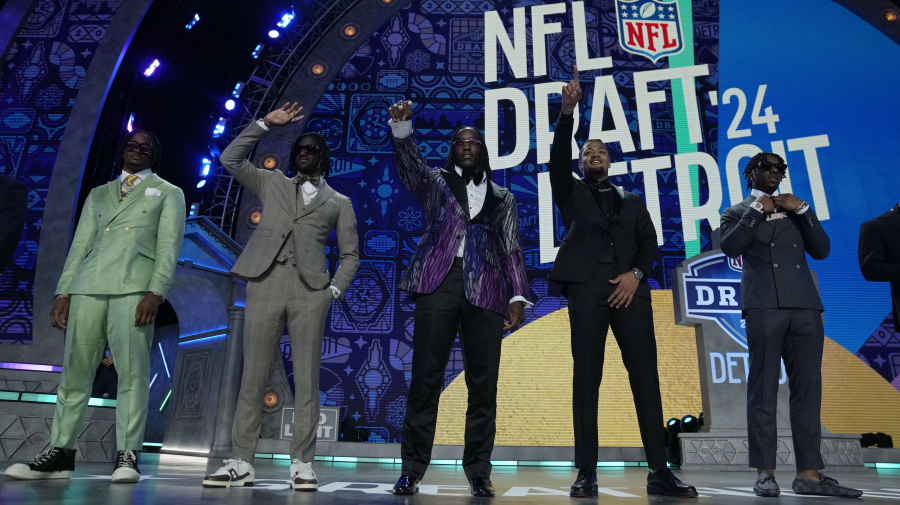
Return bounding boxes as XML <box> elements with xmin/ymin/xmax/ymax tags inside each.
<box><xmin>144</xmin><ymin>187</ymin><xmax>162</xmax><ymax>196</ymax></box>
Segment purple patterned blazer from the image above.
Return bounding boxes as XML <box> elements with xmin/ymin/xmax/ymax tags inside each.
<box><xmin>392</xmin><ymin>133</ymin><xmax>528</xmax><ymax>316</ymax></box>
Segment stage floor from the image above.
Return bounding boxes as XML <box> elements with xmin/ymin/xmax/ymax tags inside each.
<box><xmin>3</xmin><ymin>454</ymin><xmax>900</xmax><ymax>504</ymax></box>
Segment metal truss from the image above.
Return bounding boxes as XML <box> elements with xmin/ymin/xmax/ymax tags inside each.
<box><xmin>201</xmin><ymin>0</ymin><xmax>360</xmax><ymax>235</ymax></box>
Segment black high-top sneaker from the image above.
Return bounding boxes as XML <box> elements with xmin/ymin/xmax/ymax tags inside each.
<box><xmin>4</xmin><ymin>447</ymin><xmax>76</xmax><ymax>480</ymax></box>
<box><xmin>110</xmin><ymin>450</ymin><xmax>141</xmax><ymax>483</ymax></box>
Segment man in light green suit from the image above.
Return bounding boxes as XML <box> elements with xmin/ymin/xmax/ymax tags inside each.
<box><xmin>5</xmin><ymin>130</ymin><xmax>185</xmax><ymax>483</ymax></box>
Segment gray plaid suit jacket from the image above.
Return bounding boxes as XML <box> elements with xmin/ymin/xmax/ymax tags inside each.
<box><xmin>220</xmin><ymin>122</ymin><xmax>359</xmax><ymax>297</ymax></box>
<box><xmin>720</xmin><ymin>195</ymin><xmax>830</xmax><ymax>312</ymax></box>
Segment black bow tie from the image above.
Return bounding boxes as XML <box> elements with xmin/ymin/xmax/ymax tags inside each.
<box><xmin>294</xmin><ymin>174</ymin><xmax>320</xmax><ymax>187</ymax></box>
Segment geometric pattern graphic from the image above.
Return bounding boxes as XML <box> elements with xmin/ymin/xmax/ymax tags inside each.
<box><xmin>175</xmin><ymin>349</ymin><xmax>212</xmax><ymax>420</ymax></box>
<box><xmin>681</xmin><ymin>436</ymin><xmax>863</xmax><ymax>467</ymax></box>
<box><xmin>0</xmin><ymin>412</ymin><xmax>115</xmax><ymax>462</ymax></box>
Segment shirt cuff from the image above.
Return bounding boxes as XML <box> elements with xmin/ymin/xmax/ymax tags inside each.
<box><xmin>796</xmin><ymin>202</ymin><xmax>810</xmax><ymax>214</ymax></box>
<box><xmin>509</xmin><ymin>295</ymin><xmax>532</xmax><ymax>308</ymax></box>
<box><xmin>330</xmin><ymin>285</ymin><xmax>341</xmax><ymax>299</ymax></box>
<box><xmin>389</xmin><ymin>118</ymin><xmax>413</xmax><ymax>139</ymax></box>
<box><xmin>256</xmin><ymin>119</ymin><xmax>270</xmax><ymax>131</ymax></box>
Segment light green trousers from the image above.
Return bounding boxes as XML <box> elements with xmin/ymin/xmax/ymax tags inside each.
<box><xmin>50</xmin><ymin>293</ymin><xmax>154</xmax><ymax>451</ymax></box>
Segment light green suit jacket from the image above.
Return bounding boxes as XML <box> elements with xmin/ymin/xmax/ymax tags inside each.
<box><xmin>56</xmin><ymin>173</ymin><xmax>186</xmax><ymax>298</ymax></box>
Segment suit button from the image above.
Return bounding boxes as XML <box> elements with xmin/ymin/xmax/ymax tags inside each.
<box><xmin>770</xmin><ymin>242</ymin><xmax>775</xmax><ymax>247</ymax></box>
<box><xmin>125</xmin><ymin>227</ymin><xmax>130</xmax><ymax>231</ymax></box>
<box><xmin>773</xmin><ymin>263</ymin><xmax>779</xmax><ymax>268</ymax></box>
<box><xmin>142</xmin><ymin>210</ymin><xmax>147</xmax><ymax>213</ymax></box>
<box><xmin>121</xmin><ymin>246</ymin><xmax>126</xmax><ymax>250</ymax></box>
<box><xmin>282</xmin><ymin>234</ymin><xmax>286</xmax><ymax>238</ymax></box>
<box><xmin>105</xmin><ymin>227</ymin><xmax>110</xmax><ymax>232</ymax></box>
<box><xmin>796</xmin><ymin>264</ymin><xmax>801</xmax><ymax>269</ymax></box>
<box><xmin>793</xmin><ymin>244</ymin><xmax>797</xmax><ymax>247</ymax></box>
<box><xmin>98</xmin><ymin>212</ymin><xmax>102</xmax><ymax>216</ymax></box>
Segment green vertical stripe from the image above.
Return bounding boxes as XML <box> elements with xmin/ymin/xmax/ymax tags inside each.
<box><xmin>668</xmin><ymin>0</ymin><xmax>702</xmax><ymax>258</ymax></box>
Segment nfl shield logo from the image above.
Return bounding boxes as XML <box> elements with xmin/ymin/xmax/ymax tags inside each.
<box><xmin>615</xmin><ymin>0</ymin><xmax>684</xmax><ymax>62</ymax></box>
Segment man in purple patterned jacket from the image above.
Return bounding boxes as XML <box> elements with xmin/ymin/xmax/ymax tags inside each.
<box><xmin>387</xmin><ymin>100</ymin><xmax>529</xmax><ymax>498</ymax></box>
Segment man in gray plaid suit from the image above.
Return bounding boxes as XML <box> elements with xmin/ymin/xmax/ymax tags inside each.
<box><xmin>720</xmin><ymin>152</ymin><xmax>860</xmax><ymax>498</ymax></box>
<box><xmin>202</xmin><ymin>102</ymin><xmax>359</xmax><ymax>491</ymax></box>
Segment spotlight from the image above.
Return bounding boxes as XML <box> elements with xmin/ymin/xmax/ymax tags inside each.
<box><xmin>231</xmin><ymin>81</ymin><xmax>244</xmax><ymax>98</ymax></box>
<box><xmin>309</xmin><ymin>62</ymin><xmax>326</xmax><ymax>77</ymax></box>
<box><xmin>212</xmin><ymin>117</ymin><xmax>226</xmax><ymax>137</ymax></box>
<box><xmin>126</xmin><ymin>112</ymin><xmax>135</xmax><ymax>132</ymax></box>
<box><xmin>268</xmin><ymin>29</ymin><xmax>280</xmax><ymax>39</ymax></box>
<box><xmin>681</xmin><ymin>415</ymin><xmax>700</xmax><ymax>433</ymax></box>
<box><xmin>143</xmin><ymin>59</ymin><xmax>160</xmax><ymax>77</ymax></box>
<box><xmin>196</xmin><ymin>180</ymin><xmax>206</xmax><ymax>188</ymax></box>
<box><xmin>224</xmin><ymin>99</ymin><xmax>236</xmax><ymax>111</ymax></box>
<box><xmin>201</xmin><ymin>158</ymin><xmax>211</xmax><ymax>176</ymax></box>
<box><xmin>277</xmin><ymin>12</ymin><xmax>295</xmax><ymax>28</ymax></box>
<box><xmin>341</xmin><ymin>23</ymin><xmax>360</xmax><ymax>39</ymax></box>
<box><xmin>885</xmin><ymin>10</ymin><xmax>899</xmax><ymax>23</ymax></box>
<box><xmin>251</xmin><ymin>44</ymin><xmax>264</xmax><ymax>59</ymax></box>
<box><xmin>666</xmin><ymin>417</ymin><xmax>681</xmax><ymax>430</ymax></box>
<box><xmin>188</xmin><ymin>202</ymin><xmax>199</xmax><ymax>217</ymax></box>
<box><xmin>185</xmin><ymin>13</ymin><xmax>200</xmax><ymax>30</ymax></box>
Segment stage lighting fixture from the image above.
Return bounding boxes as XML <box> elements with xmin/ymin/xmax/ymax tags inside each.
<box><xmin>341</xmin><ymin>23</ymin><xmax>360</xmax><ymax>39</ymax></box>
<box><xmin>251</xmin><ymin>44</ymin><xmax>264</xmax><ymax>59</ymax></box>
<box><xmin>196</xmin><ymin>180</ymin><xmax>206</xmax><ymax>188</ymax></box>
<box><xmin>185</xmin><ymin>13</ymin><xmax>199</xmax><ymax>30</ymax></box>
<box><xmin>143</xmin><ymin>59</ymin><xmax>160</xmax><ymax>77</ymax></box>
<box><xmin>225</xmin><ymin>99</ymin><xmax>236</xmax><ymax>111</ymax></box>
<box><xmin>188</xmin><ymin>203</ymin><xmax>198</xmax><ymax>218</ymax></box>
<box><xmin>681</xmin><ymin>415</ymin><xmax>700</xmax><ymax>433</ymax></box>
<box><xmin>232</xmin><ymin>81</ymin><xmax>244</xmax><ymax>98</ymax></box>
<box><xmin>885</xmin><ymin>9</ymin><xmax>899</xmax><ymax>23</ymax></box>
<box><xmin>268</xmin><ymin>29</ymin><xmax>280</xmax><ymax>39</ymax></box>
<box><xmin>277</xmin><ymin>12</ymin><xmax>294</xmax><ymax>28</ymax></box>
<box><xmin>212</xmin><ymin>117</ymin><xmax>226</xmax><ymax>137</ymax></box>
<box><xmin>310</xmin><ymin>62</ymin><xmax>326</xmax><ymax>77</ymax></box>
<box><xmin>201</xmin><ymin>158</ymin><xmax>211</xmax><ymax>176</ymax></box>
<box><xmin>126</xmin><ymin>112</ymin><xmax>135</xmax><ymax>132</ymax></box>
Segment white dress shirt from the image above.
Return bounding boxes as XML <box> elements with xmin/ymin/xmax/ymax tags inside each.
<box><xmin>119</xmin><ymin>168</ymin><xmax>153</xmax><ymax>192</ymax></box>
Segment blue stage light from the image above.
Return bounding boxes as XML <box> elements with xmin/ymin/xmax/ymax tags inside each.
<box><xmin>185</xmin><ymin>14</ymin><xmax>199</xmax><ymax>30</ymax></box>
<box><xmin>201</xmin><ymin>158</ymin><xmax>211</xmax><ymax>176</ymax></box>
<box><xmin>126</xmin><ymin>112</ymin><xmax>135</xmax><ymax>132</ymax></box>
<box><xmin>251</xmin><ymin>44</ymin><xmax>264</xmax><ymax>59</ymax></box>
<box><xmin>143</xmin><ymin>59</ymin><xmax>160</xmax><ymax>77</ymax></box>
<box><xmin>196</xmin><ymin>180</ymin><xmax>206</xmax><ymax>189</ymax></box>
<box><xmin>232</xmin><ymin>81</ymin><xmax>244</xmax><ymax>98</ymax></box>
<box><xmin>277</xmin><ymin>12</ymin><xmax>294</xmax><ymax>28</ymax></box>
<box><xmin>224</xmin><ymin>99</ymin><xmax>235</xmax><ymax>111</ymax></box>
<box><xmin>268</xmin><ymin>29</ymin><xmax>280</xmax><ymax>39</ymax></box>
<box><xmin>212</xmin><ymin>117</ymin><xmax>226</xmax><ymax>137</ymax></box>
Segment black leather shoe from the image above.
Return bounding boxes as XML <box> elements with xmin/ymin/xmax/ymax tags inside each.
<box><xmin>470</xmin><ymin>477</ymin><xmax>495</xmax><ymax>497</ymax></box>
<box><xmin>647</xmin><ymin>468</ymin><xmax>698</xmax><ymax>498</ymax></box>
<box><xmin>570</xmin><ymin>469</ymin><xmax>598</xmax><ymax>498</ymax></box>
<box><xmin>392</xmin><ymin>475</ymin><xmax>419</xmax><ymax>495</ymax></box>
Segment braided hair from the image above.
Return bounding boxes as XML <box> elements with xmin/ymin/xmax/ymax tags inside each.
<box><xmin>115</xmin><ymin>129</ymin><xmax>162</xmax><ymax>173</ymax></box>
<box><xmin>444</xmin><ymin>126</ymin><xmax>493</xmax><ymax>181</ymax></box>
<box><xmin>291</xmin><ymin>132</ymin><xmax>332</xmax><ymax>178</ymax></box>
<box><xmin>743</xmin><ymin>152</ymin><xmax>785</xmax><ymax>190</ymax></box>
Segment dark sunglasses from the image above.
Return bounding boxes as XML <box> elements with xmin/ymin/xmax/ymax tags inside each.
<box><xmin>452</xmin><ymin>138</ymin><xmax>482</xmax><ymax>147</ymax></box>
<box><xmin>125</xmin><ymin>141</ymin><xmax>154</xmax><ymax>156</ymax></box>
<box><xmin>296</xmin><ymin>144</ymin><xmax>321</xmax><ymax>154</ymax></box>
<box><xmin>758</xmin><ymin>160</ymin><xmax>787</xmax><ymax>173</ymax></box>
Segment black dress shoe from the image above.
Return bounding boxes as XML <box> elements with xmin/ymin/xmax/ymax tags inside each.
<box><xmin>470</xmin><ymin>477</ymin><xmax>495</xmax><ymax>497</ymax></box>
<box><xmin>392</xmin><ymin>475</ymin><xmax>419</xmax><ymax>495</ymax></box>
<box><xmin>647</xmin><ymin>468</ymin><xmax>698</xmax><ymax>498</ymax></box>
<box><xmin>570</xmin><ymin>469</ymin><xmax>598</xmax><ymax>498</ymax></box>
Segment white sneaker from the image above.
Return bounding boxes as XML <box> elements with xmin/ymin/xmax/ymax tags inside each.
<box><xmin>202</xmin><ymin>458</ymin><xmax>255</xmax><ymax>488</ymax></box>
<box><xmin>110</xmin><ymin>450</ymin><xmax>141</xmax><ymax>483</ymax></box>
<box><xmin>290</xmin><ymin>459</ymin><xmax>317</xmax><ymax>491</ymax></box>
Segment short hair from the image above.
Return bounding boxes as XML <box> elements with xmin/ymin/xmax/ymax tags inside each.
<box><xmin>743</xmin><ymin>152</ymin><xmax>785</xmax><ymax>190</ymax></box>
<box><xmin>578</xmin><ymin>138</ymin><xmax>607</xmax><ymax>164</ymax></box>
<box><xmin>115</xmin><ymin>129</ymin><xmax>162</xmax><ymax>173</ymax></box>
<box><xmin>444</xmin><ymin>126</ymin><xmax>493</xmax><ymax>180</ymax></box>
<box><xmin>291</xmin><ymin>132</ymin><xmax>331</xmax><ymax>178</ymax></box>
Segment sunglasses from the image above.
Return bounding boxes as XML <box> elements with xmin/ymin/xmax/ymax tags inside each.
<box><xmin>452</xmin><ymin>138</ymin><xmax>482</xmax><ymax>147</ymax></box>
<box><xmin>296</xmin><ymin>144</ymin><xmax>321</xmax><ymax>154</ymax></box>
<box><xmin>758</xmin><ymin>161</ymin><xmax>787</xmax><ymax>173</ymax></box>
<box><xmin>125</xmin><ymin>141</ymin><xmax>154</xmax><ymax>156</ymax></box>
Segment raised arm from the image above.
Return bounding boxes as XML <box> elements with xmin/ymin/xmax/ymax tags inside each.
<box><xmin>388</xmin><ymin>100</ymin><xmax>436</xmax><ymax>206</ymax></box>
<box><xmin>220</xmin><ymin>102</ymin><xmax>305</xmax><ymax>198</ymax></box>
<box><xmin>549</xmin><ymin>67</ymin><xmax>582</xmax><ymax>207</ymax></box>
<box><xmin>719</xmin><ymin>204</ymin><xmax>764</xmax><ymax>258</ymax></box>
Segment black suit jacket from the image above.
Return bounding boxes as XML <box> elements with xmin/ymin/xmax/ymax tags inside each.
<box><xmin>0</xmin><ymin>174</ymin><xmax>27</xmax><ymax>270</ymax></box>
<box><xmin>720</xmin><ymin>195</ymin><xmax>830</xmax><ymax>312</ymax></box>
<box><xmin>859</xmin><ymin>204</ymin><xmax>900</xmax><ymax>319</ymax></box>
<box><xmin>547</xmin><ymin>114</ymin><xmax>657</xmax><ymax>299</ymax></box>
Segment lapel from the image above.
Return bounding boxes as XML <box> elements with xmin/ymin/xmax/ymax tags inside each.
<box><xmin>295</xmin><ymin>178</ymin><xmax>335</xmax><ymax>221</ymax></box>
<box><xmin>472</xmin><ymin>181</ymin><xmax>503</xmax><ymax>222</ymax></box>
<box><xmin>108</xmin><ymin>173</ymin><xmax>163</xmax><ymax>221</ymax></box>
<box><xmin>440</xmin><ymin>169</ymin><xmax>468</xmax><ymax>209</ymax></box>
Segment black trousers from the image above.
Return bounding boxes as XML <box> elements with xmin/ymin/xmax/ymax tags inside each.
<box><xmin>401</xmin><ymin>259</ymin><xmax>504</xmax><ymax>480</ymax></box>
<box><xmin>566</xmin><ymin>264</ymin><xmax>667</xmax><ymax>471</ymax></box>
<box><xmin>745</xmin><ymin>308</ymin><xmax>825</xmax><ymax>471</ymax></box>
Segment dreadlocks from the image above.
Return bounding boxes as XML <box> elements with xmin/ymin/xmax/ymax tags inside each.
<box><xmin>743</xmin><ymin>152</ymin><xmax>785</xmax><ymax>190</ymax></box>
<box><xmin>291</xmin><ymin>132</ymin><xmax>332</xmax><ymax>178</ymax></box>
<box><xmin>115</xmin><ymin>129</ymin><xmax>162</xmax><ymax>173</ymax></box>
<box><xmin>444</xmin><ymin>126</ymin><xmax>493</xmax><ymax>181</ymax></box>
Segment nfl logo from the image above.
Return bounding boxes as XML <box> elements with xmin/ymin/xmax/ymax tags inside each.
<box><xmin>615</xmin><ymin>0</ymin><xmax>684</xmax><ymax>63</ymax></box>
<box><xmin>728</xmin><ymin>256</ymin><xmax>743</xmax><ymax>271</ymax></box>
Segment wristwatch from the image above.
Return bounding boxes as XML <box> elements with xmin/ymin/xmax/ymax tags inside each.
<box><xmin>632</xmin><ymin>268</ymin><xmax>644</xmax><ymax>281</ymax></box>
<box><xmin>796</xmin><ymin>201</ymin><xmax>809</xmax><ymax>213</ymax></box>
<box><xmin>750</xmin><ymin>201</ymin><xmax>765</xmax><ymax>213</ymax></box>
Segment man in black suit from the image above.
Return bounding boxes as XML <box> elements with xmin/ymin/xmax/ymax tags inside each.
<box><xmin>859</xmin><ymin>204</ymin><xmax>900</xmax><ymax>325</ymax></box>
<box><xmin>0</xmin><ymin>173</ymin><xmax>27</xmax><ymax>270</ymax></box>
<box><xmin>720</xmin><ymin>152</ymin><xmax>861</xmax><ymax>498</ymax></box>
<box><xmin>549</xmin><ymin>69</ymin><xmax>696</xmax><ymax>499</ymax></box>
